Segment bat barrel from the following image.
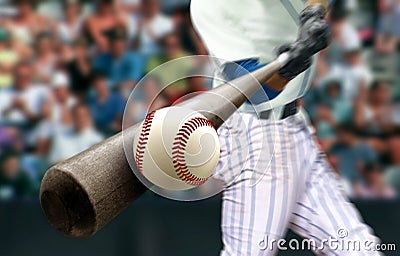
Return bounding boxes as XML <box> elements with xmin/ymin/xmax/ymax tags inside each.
<box><xmin>40</xmin><ymin>126</ymin><xmax>147</xmax><ymax>237</ymax></box>
<box><xmin>40</xmin><ymin>60</ymin><xmax>281</xmax><ymax>237</ymax></box>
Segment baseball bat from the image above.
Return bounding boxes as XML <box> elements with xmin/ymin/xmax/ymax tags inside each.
<box><xmin>40</xmin><ymin>56</ymin><xmax>286</xmax><ymax>237</ymax></box>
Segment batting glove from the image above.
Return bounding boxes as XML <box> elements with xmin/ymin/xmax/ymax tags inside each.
<box><xmin>277</xmin><ymin>5</ymin><xmax>331</xmax><ymax>80</ymax></box>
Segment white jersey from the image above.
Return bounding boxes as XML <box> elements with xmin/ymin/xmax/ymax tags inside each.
<box><xmin>190</xmin><ymin>0</ymin><xmax>316</xmax><ymax>113</ymax></box>
<box><xmin>190</xmin><ymin>3</ymin><xmax>381</xmax><ymax>255</ymax></box>
<box><xmin>190</xmin><ymin>3</ymin><xmax>382</xmax><ymax>255</ymax></box>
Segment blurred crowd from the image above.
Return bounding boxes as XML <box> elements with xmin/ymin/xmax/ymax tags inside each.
<box><xmin>305</xmin><ymin>0</ymin><xmax>400</xmax><ymax>199</ymax></box>
<box><xmin>0</xmin><ymin>0</ymin><xmax>399</xmax><ymax>201</ymax></box>
<box><xmin>0</xmin><ymin>0</ymin><xmax>206</xmax><ymax>199</ymax></box>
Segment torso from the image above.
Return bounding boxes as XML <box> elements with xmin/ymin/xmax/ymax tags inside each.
<box><xmin>191</xmin><ymin>0</ymin><xmax>315</xmax><ymax>111</ymax></box>
<box><xmin>84</xmin><ymin>14</ymin><xmax>119</xmax><ymax>44</ymax></box>
<box><xmin>191</xmin><ymin>0</ymin><xmax>304</xmax><ymax>63</ymax></box>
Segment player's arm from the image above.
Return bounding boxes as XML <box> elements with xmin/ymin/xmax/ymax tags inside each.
<box><xmin>306</xmin><ymin>0</ymin><xmax>330</xmax><ymax>10</ymax></box>
<box><xmin>266</xmin><ymin>0</ymin><xmax>332</xmax><ymax>91</ymax></box>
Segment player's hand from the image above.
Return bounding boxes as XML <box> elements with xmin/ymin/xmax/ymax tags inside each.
<box><xmin>298</xmin><ymin>5</ymin><xmax>330</xmax><ymax>54</ymax></box>
<box><xmin>276</xmin><ymin>42</ymin><xmax>313</xmax><ymax>81</ymax></box>
<box><xmin>277</xmin><ymin>5</ymin><xmax>330</xmax><ymax>80</ymax></box>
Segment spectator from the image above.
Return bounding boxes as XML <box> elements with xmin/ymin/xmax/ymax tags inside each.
<box><xmin>31</xmin><ymin>100</ymin><xmax>53</xmax><ymax>158</ymax></box>
<box><xmin>187</xmin><ymin>75</ymin><xmax>208</xmax><ymax>94</ymax></box>
<box><xmin>57</xmin><ymin>0</ymin><xmax>84</xmax><ymax>44</ymax></box>
<box><xmin>144</xmin><ymin>77</ymin><xmax>169</xmax><ymax>112</ymax></box>
<box><xmin>67</xmin><ymin>37</ymin><xmax>94</xmax><ymax>98</ymax></box>
<box><xmin>325</xmin><ymin>6</ymin><xmax>360</xmax><ymax>65</ymax></box>
<box><xmin>354</xmin><ymin>163</ymin><xmax>397</xmax><ymax>199</ymax></box>
<box><xmin>5</xmin><ymin>0</ymin><xmax>54</xmax><ymax>58</ymax></box>
<box><xmin>317</xmin><ymin>4</ymin><xmax>361</xmax><ymax>79</ymax></box>
<box><xmin>34</xmin><ymin>32</ymin><xmax>58</xmax><ymax>84</ymax></box>
<box><xmin>50</xmin><ymin>72</ymin><xmax>77</xmax><ymax>125</ymax></box>
<box><xmin>88</xmin><ymin>71</ymin><xmax>126</xmax><ymax>135</ymax></box>
<box><xmin>123</xmin><ymin>76</ymin><xmax>168</xmax><ymax>127</ymax></box>
<box><xmin>49</xmin><ymin>104</ymin><xmax>103</xmax><ymax>163</ymax></box>
<box><xmin>354</xmin><ymin>80</ymin><xmax>396</xmax><ymax>136</ymax></box>
<box><xmin>329</xmin><ymin>124</ymin><xmax>378</xmax><ymax>185</ymax></box>
<box><xmin>375</xmin><ymin>0</ymin><xmax>400</xmax><ymax>54</ymax></box>
<box><xmin>133</xmin><ymin>0</ymin><xmax>175</xmax><ymax>55</ymax></box>
<box><xmin>94</xmin><ymin>27</ymin><xmax>144</xmax><ymax>89</ymax></box>
<box><xmin>313</xmin><ymin>80</ymin><xmax>352</xmax><ymax>150</ymax></box>
<box><xmin>120</xmin><ymin>0</ymin><xmax>141</xmax><ymax>14</ymax></box>
<box><xmin>314</xmin><ymin>104</ymin><xmax>337</xmax><ymax>150</ymax></box>
<box><xmin>23</xmin><ymin>99</ymin><xmax>53</xmax><ymax>180</ymax></box>
<box><xmin>0</xmin><ymin>150</ymin><xmax>37</xmax><ymax>200</ymax></box>
<box><xmin>388</xmin><ymin>137</ymin><xmax>400</xmax><ymax>166</ymax></box>
<box><xmin>171</xmin><ymin>6</ymin><xmax>207</xmax><ymax>55</ymax></box>
<box><xmin>83</xmin><ymin>0</ymin><xmax>128</xmax><ymax>52</ymax></box>
<box><xmin>320</xmin><ymin>44</ymin><xmax>372</xmax><ymax>102</ymax></box>
<box><xmin>31</xmin><ymin>73</ymin><xmax>76</xmax><ymax>154</ymax></box>
<box><xmin>0</xmin><ymin>61</ymin><xmax>50</xmax><ymax>127</ymax></box>
<box><xmin>384</xmin><ymin>166</ymin><xmax>400</xmax><ymax>197</ymax></box>
<box><xmin>139</xmin><ymin>76</ymin><xmax>168</xmax><ymax>110</ymax></box>
<box><xmin>0</xmin><ymin>28</ymin><xmax>19</xmax><ymax>88</ymax></box>
<box><xmin>147</xmin><ymin>33</ymin><xmax>194</xmax><ymax>103</ymax></box>
<box><xmin>0</xmin><ymin>127</ymin><xmax>21</xmax><ymax>153</ymax></box>
<box><xmin>57</xmin><ymin>41</ymin><xmax>75</xmax><ymax>64</ymax></box>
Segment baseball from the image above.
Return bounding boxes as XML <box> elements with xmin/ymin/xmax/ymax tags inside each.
<box><xmin>133</xmin><ymin>106</ymin><xmax>220</xmax><ymax>191</ymax></box>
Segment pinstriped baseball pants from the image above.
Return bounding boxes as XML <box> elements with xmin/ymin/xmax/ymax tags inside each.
<box><xmin>216</xmin><ymin>112</ymin><xmax>381</xmax><ymax>256</ymax></box>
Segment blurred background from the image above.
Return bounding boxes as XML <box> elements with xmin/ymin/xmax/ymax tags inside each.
<box><xmin>0</xmin><ymin>0</ymin><xmax>399</xmax><ymax>255</ymax></box>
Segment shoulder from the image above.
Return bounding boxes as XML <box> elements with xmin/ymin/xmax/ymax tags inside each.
<box><xmin>35</xmin><ymin>13</ymin><xmax>50</xmax><ymax>24</ymax></box>
<box><xmin>190</xmin><ymin>0</ymin><xmax>217</xmax><ymax>13</ymax></box>
<box><xmin>0</xmin><ymin>87</ymin><xmax>14</xmax><ymax>95</ymax></box>
<box><xmin>155</xmin><ymin>14</ymin><xmax>172</xmax><ymax>23</ymax></box>
<box><xmin>357</xmin><ymin>142</ymin><xmax>376</xmax><ymax>155</ymax></box>
<box><xmin>352</xmin><ymin>66</ymin><xmax>372</xmax><ymax>84</ymax></box>
<box><xmin>190</xmin><ymin>0</ymin><xmax>218</xmax><ymax>20</ymax></box>
<box><xmin>124</xmin><ymin>51</ymin><xmax>140</xmax><ymax>59</ymax></box>
<box><xmin>152</xmin><ymin>14</ymin><xmax>174</xmax><ymax>32</ymax></box>
<box><xmin>94</xmin><ymin>53</ymin><xmax>111</xmax><ymax>63</ymax></box>
<box><xmin>85</xmin><ymin>15</ymin><xmax>98</xmax><ymax>26</ymax></box>
<box><xmin>85</xmin><ymin>128</ymin><xmax>104</xmax><ymax>142</ymax></box>
<box><xmin>110</xmin><ymin>92</ymin><xmax>125</xmax><ymax>102</ymax></box>
<box><xmin>29</xmin><ymin>84</ymin><xmax>50</xmax><ymax>95</ymax></box>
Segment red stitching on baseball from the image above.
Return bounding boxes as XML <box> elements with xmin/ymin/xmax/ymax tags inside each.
<box><xmin>135</xmin><ymin>111</ymin><xmax>156</xmax><ymax>173</ymax></box>
<box><xmin>172</xmin><ymin>117</ymin><xmax>216</xmax><ymax>186</ymax></box>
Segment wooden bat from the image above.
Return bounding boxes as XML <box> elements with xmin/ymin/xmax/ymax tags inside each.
<box><xmin>40</xmin><ymin>56</ymin><xmax>287</xmax><ymax>237</ymax></box>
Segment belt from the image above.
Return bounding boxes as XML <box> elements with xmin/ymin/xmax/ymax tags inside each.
<box><xmin>259</xmin><ymin>100</ymin><xmax>299</xmax><ymax>120</ymax></box>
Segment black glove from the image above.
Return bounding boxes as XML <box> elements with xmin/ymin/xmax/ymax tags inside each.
<box><xmin>299</xmin><ymin>5</ymin><xmax>331</xmax><ymax>54</ymax></box>
<box><xmin>278</xmin><ymin>5</ymin><xmax>330</xmax><ymax>80</ymax></box>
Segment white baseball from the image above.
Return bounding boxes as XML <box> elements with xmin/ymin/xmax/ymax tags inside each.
<box><xmin>133</xmin><ymin>106</ymin><xmax>220</xmax><ymax>191</ymax></box>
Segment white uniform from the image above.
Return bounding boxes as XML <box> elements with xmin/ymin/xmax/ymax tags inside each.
<box><xmin>190</xmin><ymin>0</ymin><xmax>381</xmax><ymax>255</ymax></box>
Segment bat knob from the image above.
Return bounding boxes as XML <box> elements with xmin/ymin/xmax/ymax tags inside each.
<box><xmin>40</xmin><ymin>168</ymin><xmax>97</xmax><ymax>237</ymax></box>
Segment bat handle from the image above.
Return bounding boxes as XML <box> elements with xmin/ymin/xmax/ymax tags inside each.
<box><xmin>277</xmin><ymin>53</ymin><xmax>290</xmax><ymax>68</ymax></box>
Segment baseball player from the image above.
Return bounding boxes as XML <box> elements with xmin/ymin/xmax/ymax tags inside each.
<box><xmin>190</xmin><ymin>0</ymin><xmax>381</xmax><ymax>255</ymax></box>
